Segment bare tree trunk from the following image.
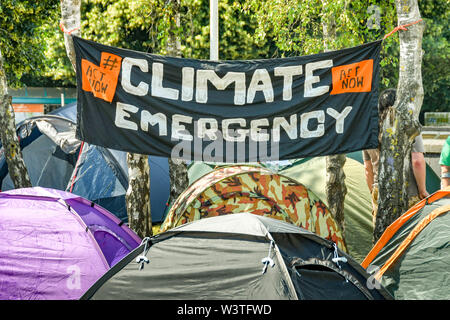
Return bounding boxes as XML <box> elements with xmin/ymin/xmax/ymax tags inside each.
<box><xmin>375</xmin><ymin>0</ymin><xmax>424</xmax><ymax>242</ymax></box>
<box><xmin>166</xmin><ymin>0</ymin><xmax>189</xmax><ymax>208</ymax></box>
<box><xmin>325</xmin><ymin>154</ymin><xmax>347</xmax><ymax>232</ymax></box>
<box><xmin>60</xmin><ymin>0</ymin><xmax>81</xmax><ymax>71</ymax></box>
<box><xmin>126</xmin><ymin>153</ymin><xmax>152</xmax><ymax>238</ymax></box>
<box><xmin>0</xmin><ymin>49</ymin><xmax>32</xmax><ymax>189</ymax></box>
<box><xmin>125</xmin><ymin>152</ymin><xmax>152</xmax><ymax>237</ymax></box>
<box><xmin>322</xmin><ymin>1</ymin><xmax>347</xmax><ymax>233</ymax></box>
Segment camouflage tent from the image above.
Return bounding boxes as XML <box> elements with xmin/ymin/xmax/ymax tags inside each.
<box><xmin>164</xmin><ymin>153</ymin><xmax>440</xmax><ymax>262</ymax></box>
<box><xmin>160</xmin><ymin>165</ymin><xmax>347</xmax><ymax>252</ymax></box>
<box><xmin>179</xmin><ymin>158</ymin><xmax>368</xmax><ymax>260</ymax></box>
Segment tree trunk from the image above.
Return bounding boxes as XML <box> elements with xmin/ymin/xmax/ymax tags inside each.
<box><xmin>166</xmin><ymin>0</ymin><xmax>189</xmax><ymax>208</ymax></box>
<box><xmin>125</xmin><ymin>152</ymin><xmax>152</xmax><ymax>237</ymax></box>
<box><xmin>374</xmin><ymin>0</ymin><xmax>424</xmax><ymax>242</ymax></box>
<box><xmin>60</xmin><ymin>0</ymin><xmax>81</xmax><ymax>71</ymax></box>
<box><xmin>126</xmin><ymin>153</ymin><xmax>152</xmax><ymax>238</ymax></box>
<box><xmin>60</xmin><ymin>0</ymin><xmax>153</xmax><ymax>236</ymax></box>
<box><xmin>325</xmin><ymin>154</ymin><xmax>347</xmax><ymax>232</ymax></box>
<box><xmin>0</xmin><ymin>49</ymin><xmax>32</xmax><ymax>189</ymax></box>
<box><xmin>322</xmin><ymin>1</ymin><xmax>347</xmax><ymax>233</ymax></box>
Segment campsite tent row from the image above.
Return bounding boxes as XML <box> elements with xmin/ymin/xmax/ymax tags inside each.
<box><xmin>0</xmin><ymin>102</ymin><xmax>170</xmax><ymax>224</ymax></box>
<box><xmin>0</xmin><ymin>102</ymin><xmax>446</xmax><ymax>300</ymax></box>
<box><xmin>180</xmin><ymin>156</ymin><xmax>441</xmax><ymax>263</ymax></box>
<box><xmin>0</xmin><ymin>186</ymin><xmax>394</xmax><ymax>300</ymax></box>
<box><xmin>0</xmin><ymin>101</ymin><xmax>441</xmax><ymax>263</ymax></box>
<box><xmin>2</xmin><ymin>186</ymin><xmax>448</xmax><ymax>300</ymax></box>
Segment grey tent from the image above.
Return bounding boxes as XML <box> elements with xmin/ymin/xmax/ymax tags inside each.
<box><xmin>82</xmin><ymin>213</ymin><xmax>393</xmax><ymax>300</ymax></box>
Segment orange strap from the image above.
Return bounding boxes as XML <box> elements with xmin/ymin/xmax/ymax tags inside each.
<box><xmin>361</xmin><ymin>189</ymin><xmax>450</xmax><ymax>269</ymax></box>
<box><xmin>59</xmin><ymin>22</ymin><xmax>80</xmax><ymax>35</ymax></box>
<box><xmin>375</xmin><ymin>204</ymin><xmax>450</xmax><ymax>280</ymax></box>
<box><xmin>383</xmin><ymin>19</ymin><xmax>423</xmax><ymax>40</ymax></box>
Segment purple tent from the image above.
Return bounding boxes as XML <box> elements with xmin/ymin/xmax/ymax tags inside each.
<box><xmin>0</xmin><ymin>187</ymin><xmax>141</xmax><ymax>300</ymax></box>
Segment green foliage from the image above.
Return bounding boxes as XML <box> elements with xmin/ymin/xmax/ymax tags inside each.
<box><xmin>0</xmin><ymin>0</ymin><xmax>59</xmax><ymax>87</ymax></box>
<box><xmin>419</xmin><ymin>0</ymin><xmax>449</xmax><ymax>118</ymax></box>
<box><xmin>7</xmin><ymin>0</ymin><xmax>447</xmax><ymax>116</ymax></box>
<box><xmin>245</xmin><ymin>0</ymin><xmax>399</xmax><ymax>88</ymax></box>
<box><xmin>79</xmin><ymin>0</ymin><xmax>272</xmax><ymax>60</ymax></box>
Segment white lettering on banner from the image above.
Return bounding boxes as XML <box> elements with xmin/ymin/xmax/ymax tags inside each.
<box><xmin>112</xmin><ymin>102</ymin><xmax>356</xmax><ymax>162</ymax></box>
<box><xmin>181</xmin><ymin>67</ymin><xmax>195</xmax><ymax>101</ymax></box>
<box><xmin>121</xmin><ymin>58</ymin><xmax>149</xmax><ymax>96</ymax></box>
<box><xmin>300</xmin><ymin>110</ymin><xmax>325</xmax><ymax>138</ymax></box>
<box><xmin>274</xmin><ymin>66</ymin><xmax>303</xmax><ymax>101</ymax></box>
<box><xmin>120</xmin><ymin>59</ymin><xmax>334</xmax><ymax>104</ymax></box>
<box><xmin>141</xmin><ymin>110</ymin><xmax>167</xmax><ymax>135</ymax></box>
<box><xmin>172</xmin><ymin>114</ymin><xmax>193</xmax><ymax>141</ymax></box>
<box><xmin>272</xmin><ymin>115</ymin><xmax>297</xmax><ymax>142</ymax></box>
<box><xmin>113</xmin><ymin>102</ymin><xmax>352</xmax><ymax>143</ymax></box>
<box><xmin>115</xmin><ymin>102</ymin><xmax>138</xmax><ymax>130</ymax></box>
<box><xmin>250</xmin><ymin>118</ymin><xmax>270</xmax><ymax>142</ymax></box>
<box><xmin>326</xmin><ymin>106</ymin><xmax>353</xmax><ymax>134</ymax></box>
<box><xmin>196</xmin><ymin>70</ymin><xmax>246</xmax><ymax>105</ymax></box>
<box><xmin>197</xmin><ymin>118</ymin><xmax>219</xmax><ymax>140</ymax></box>
<box><xmin>222</xmin><ymin>118</ymin><xmax>249</xmax><ymax>142</ymax></box>
<box><xmin>247</xmin><ymin>69</ymin><xmax>274</xmax><ymax>104</ymax></box>
<box><xmin>304</xmin><ymin>60</ymin><xmax>333</xmax><ymax>97</ymax></box>
<box><xmin>152</xmin><ymin>63</ymin><xmax>179</xmax><ymax>100</ymax></box>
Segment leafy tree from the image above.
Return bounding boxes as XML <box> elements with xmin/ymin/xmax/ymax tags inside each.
<box><xmin>0</xmin><ymin>0</ymin><xmax>59</xmax><ymax>188</ymax></box>
<box><xmin>418</xmin><ymin>0</ymin><xmax>449</xmax><ymax>121</ymax></box>
<box><xmin>15</xmin><ymin>0</ymin><xmax>447</xmax><ymax>119</ymax></box>
<box><xmin>1</xmin><ymin>0</ymin><xmax>59</xmax><ymax>87</ymax></box>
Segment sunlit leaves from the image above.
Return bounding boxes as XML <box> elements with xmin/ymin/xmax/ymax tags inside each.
<box><xmin>0</xmin><ymin>0</ymin><xmax>59</xmax><ymax>87</ymax></box>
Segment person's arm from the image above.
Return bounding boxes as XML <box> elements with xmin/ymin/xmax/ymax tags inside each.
<box><xmin>441</xmin><ymin>165</ymin><xmax>450</xmax><ymax>189</ymax></box>
<box><xmin>411</xmin><ymin>152</ymin><xmax>429</xmax><ymax>199</ymax></box>
<box><xmin>364</xmin><ymin>159</ymin><xmax>374</xmax><ymax>194</ymax></box>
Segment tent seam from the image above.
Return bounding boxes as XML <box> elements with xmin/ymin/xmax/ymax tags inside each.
<box><xmin>375</xmin><ymin>203</ymin><xmax>450</xmax><ymax>280</ymax></box>
<box><xmin>57</xmin><ymin>198</ymin><xmax>111</xmax><ymax>269</ymax></box>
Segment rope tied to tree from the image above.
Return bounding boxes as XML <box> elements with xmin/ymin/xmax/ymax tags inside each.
<box><xmin>383</xmin><ymin>19</ymin><xmax>423</xmax><ymax>40</ymax></box>
<box><xmin>59</xmin><ymin>22</ymin><xmax>80</xmax><ymax>35</ymax></box>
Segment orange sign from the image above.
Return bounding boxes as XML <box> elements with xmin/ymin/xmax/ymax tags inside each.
<box><xmin>12</xmin><ymin>104</ymin><xmax>44</xmax><ymax>113</ymax></box>
<box><xmin>81</xmin><ymin>52</ymin><xmax>122</xmax><ymax>103</ymax></box>
<box><xmin>330</xmin><ymin>59</ymin><xmax>373</xmax><ymax>95</ymax></box>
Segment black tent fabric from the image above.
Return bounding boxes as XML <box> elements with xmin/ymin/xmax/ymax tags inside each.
<box><xmin>82</xmin><ymin>213</ymin><xmax>393</xmax><ymax>300</ymax></box>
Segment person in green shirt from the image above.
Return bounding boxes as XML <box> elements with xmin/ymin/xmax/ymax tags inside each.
<box><xmin>440</xmin><ymin>136</ymin><xmax>450</xmax><ymax>189</ymax></box>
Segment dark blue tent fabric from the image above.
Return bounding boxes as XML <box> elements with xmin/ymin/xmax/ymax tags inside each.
<box><xmin>68</xmin><ymin>140</ymin><xmax>170</xmax><ymax>223</ymax></box>
<box><xmin>60</xmin><ymin>102</ymin><xmax>170</xmax><ymax>222</ymax></box>
<box><xmin>0</xmin><ymin>102</ymin><xmax>170</xmax><ymax>223</ymax></box>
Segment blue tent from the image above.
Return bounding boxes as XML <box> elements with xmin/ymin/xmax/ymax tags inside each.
<box><xmin>0</xmin><ymin>102</ymin><xmax>170</xmax><ymax>223</ymax></box>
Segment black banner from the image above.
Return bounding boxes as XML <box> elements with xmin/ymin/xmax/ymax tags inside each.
<box><xmin>73</xmin><ymin>36</ymin><xmax>381</xmax><ymax>162</ymax></box>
